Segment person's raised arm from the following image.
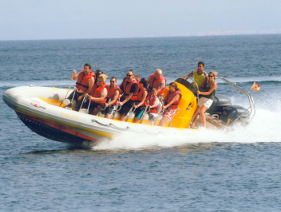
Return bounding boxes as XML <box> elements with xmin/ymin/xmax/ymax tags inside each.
<box><xmin>71</xmin><ymin>69</ymin><xmax>79</xmax><ymax>80</ymax></box>
<box><xmin>183</xmin><ymin>71</ymin><xmax>194</xmax><ymax>80</ymax></box>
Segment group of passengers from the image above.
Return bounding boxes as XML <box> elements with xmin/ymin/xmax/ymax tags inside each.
<box><xmin>68</xmin><ymin>61</ymin><xmax>217</xmax><ymax>128</ymax></box>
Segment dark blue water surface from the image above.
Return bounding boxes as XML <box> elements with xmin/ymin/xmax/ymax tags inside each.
<box><xmin>1</xmin><ymin>35</ymin><xmax>281</xmax><ymax>211</ymax></box>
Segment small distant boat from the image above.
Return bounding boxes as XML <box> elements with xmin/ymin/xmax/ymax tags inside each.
<box><xmin>2</xmin><ymin>78</ymin><xmax>255</xmax><ymax>145</ymax></box>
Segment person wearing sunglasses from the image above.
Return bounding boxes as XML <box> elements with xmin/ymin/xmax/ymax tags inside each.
<box><xmin>104</xmin><ymin>77</ymin><xmax>121</xmax><ymax>119</ymax></box>
<box><xmin>118</xmin><ymin>70</ymin><xmax>139</xmax><ymax>121</ymax></box>
<box><xmin>85</xmin><ymin>74</ymin><xmax>108</xmax><ymax>115</ymax></box>
<box><xmin>183</xmin><ymin>61</ymin><xmax>207</xmax><ymax>91</ymax></box>
<box><xmin>147</xmin><ymin>69</ymin><xmax>167</xmax><ymax>100</ymax></box>
<box><xmin>68</xmin><ymin>63</ymin><xmax>95</xmax><ymax>111</ymax></box>
<box><xmin>190</xmin><ymin>71</ymin><xmax>218</xmax><ymax>128</ymax></box>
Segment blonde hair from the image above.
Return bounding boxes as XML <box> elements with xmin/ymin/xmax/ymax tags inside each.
<box><xmin>98</xmin><ymin>74</ymin><xmax>108</xmax><ymax>83</ymax></box>
<box><xmin>209</xmin><ymin>71</ymin><xmax>218</xmax><ymax>80</ymax></box>
<box><xmin>135</xmin><ymin>75</ymin><xmax>140</xmax><ymax>82</ymax></box>
<box><xmin>155</xmin><ymin>69</ymin><xmax>162</xmax><ymax>75</ymax></box>
<box><xmin>152</xmin><ymin>88</ymin><xmax>157</xmax><ymax>92</ymax></box>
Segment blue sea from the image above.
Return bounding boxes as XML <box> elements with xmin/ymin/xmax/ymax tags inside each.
<box><xmin>1</xmin><ymin>35</ymin><xmax>281</xmax><ymax>211</ymax></box>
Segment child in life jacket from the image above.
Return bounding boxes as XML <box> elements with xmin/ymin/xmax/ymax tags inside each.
<box><xmin>148</xmin><ymin>88</ymin><xmax>160</xmax><ymax>125</ymax></box>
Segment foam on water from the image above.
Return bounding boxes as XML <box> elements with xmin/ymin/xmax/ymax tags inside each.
<box><xmin>93</xmin><ymin>97</ymin><xmax>281</xmax><ymax>151</ymax></box>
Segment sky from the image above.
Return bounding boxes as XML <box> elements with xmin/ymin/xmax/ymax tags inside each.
<box><xmin>1</xmin><ymin>0</ymin><xmax>281</xmax><ymax>41</ymax></box>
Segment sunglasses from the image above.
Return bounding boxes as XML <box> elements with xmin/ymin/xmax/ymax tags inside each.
<box><xmin>127</xmin><ymin>74</ymin><xmax>132</xmax><ymax>77</ymax></box>
<box><xmin>208</xmin><ymin>75</ymin><xmax>214</xmax><ymax>77</ymax></box>
<box><xmin>110</xmin><ymin>81</ymin><xmax>115</xmax><ymax>83</ymax></box>
<box><xmin>98</xmin><ymin>80</ymin><xmax>103</xmax><ymax>82</ymax></box>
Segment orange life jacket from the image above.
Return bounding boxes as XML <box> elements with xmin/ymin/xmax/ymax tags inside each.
<box><xmin>107</xmin><ymin>85</ymin><xmax>121</xmax><ymax>105</ymax></box>
<box><xmin>148</xmin><ymin>73</ymin><xmax>167</xmax><ymax>95</ymax></box>
<box><xmin>122</xmin><ymin>78</ymin><xmax>138</xmax><ymax>101</ymax></box>
<box><xmin>165</xmin><ymin>90</ymin><xmax>182</xmax><ymax>109</ymax></box>
<box><xmin>76</xmin><ymin>70</ymin><xmax>95</xmax><ymax>92</ymax></box>
<box><xmin>149</xmin><ymin>95</ymin><xmax>158</xmax><ymax>113</ymax></box>
<box><xmin>89</xmin><ymin>83</ymin><xmax>108</xmax><ymax>104</ymax></box>
<box><xmin>135</xmin><ymin>88</ymin><xmax>148</xmax><ymax>106</ymax></box>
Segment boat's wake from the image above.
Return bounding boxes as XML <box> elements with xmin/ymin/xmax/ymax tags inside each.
<box><xmin>92</xmin><ymin>105</ymin><xmax>281</xmax><ymax>151</ymax></box>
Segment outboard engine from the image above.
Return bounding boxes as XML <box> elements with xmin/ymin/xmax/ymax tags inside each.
<box><xmin>220</xmin><ymin>105</ymin><xmax>250</xmax><ymax>125</ymax></box>
<box><xmin>206</xmin><ymin>94</ymin><xmax>232</xmax><ymax>115</ymax></box>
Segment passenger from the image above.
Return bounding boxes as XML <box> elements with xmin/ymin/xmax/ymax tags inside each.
<box><xmin>158</xmin><ymin>82</ymin><xmax>181</xmax><ymax>126</ymax></box>
<box><xmin>69</xmin><ymin>63</ymin><xmax>95</xmax><ymax>111</ymax></box>
<box><xmin>133</xmin><ymin>78</ymin><xmax>148</xmax><ymax>123</ymax></box>
<box><xmin>94</xmin><ymin>70</ymin><xmax>103</xmax><ymax>84</ymax></box>
<box><xmin>85</xmin><ymin>74</ymin><xmax>108</xmax><ymax>115</ymax></box>
<box><xmin>183</xmin><ymin>61</ymin><xmax>207</xmax><ymax>91</ymax></box>
<box><xmin>134</xmin><ymin>75</ymin><xmax>141</xmax><ymax>83</ymax></box>
<box><xmin>118</xmin><ymin>70</ymin><xmax>139</xmax><ymax>121</ymax></box>
<box><xmin>104</xmin><ymin>77</ymin><xmax>121</xmax><ymax>119</ymax></box>
<box><xmin>147</xmin><ymin>69</ymin><xmax>167</xmax><ymax>100</ymax></box>
<box><xmin>190</xmin><ymin>71</ymin><xmax>218</xmax><ymax>128</ymax></box>
<box><xmin>147</xmin><ymin>88</ymin><xmax>160</xmax><ymax>125</ymax></box>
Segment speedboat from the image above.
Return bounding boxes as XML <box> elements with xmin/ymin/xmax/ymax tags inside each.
<box><xmin>2</xmin><ymin>78</ymin><xmax>255</xmax><ymax>145</ymax></box>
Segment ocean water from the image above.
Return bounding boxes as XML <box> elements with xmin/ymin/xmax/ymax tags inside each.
<box><xmin>1</xmin><ymin>35</ymin><xmax>281</xmax><ymax>211</ymax></box>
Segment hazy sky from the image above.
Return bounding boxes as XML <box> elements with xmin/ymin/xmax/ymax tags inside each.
<box><xmin>1</xmin><ymin>0</ymin><xmax>281</xmax><ymax>40</ymax></box>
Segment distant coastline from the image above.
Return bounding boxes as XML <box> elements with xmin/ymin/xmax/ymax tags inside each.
<box><xmin>1</xmin><ymin>32</ymin><xmax>281</xmax><ymax>42</ymax></box>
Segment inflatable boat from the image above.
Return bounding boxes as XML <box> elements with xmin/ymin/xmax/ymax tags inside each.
<box><xmin>3</xmin><ymin>78</ymin><xmax>255</xmax><ymax>145</ymax></box>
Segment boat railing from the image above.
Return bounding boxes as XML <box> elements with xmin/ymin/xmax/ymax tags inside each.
<box><xmin>217</xmin><ymin>76</ymin><xmax>256</xmax><ymax>125</ymax></box>
<box><xmin>125</xmin><ymin>103</ymin><xmax>136</xmax><ymax>122</ymax></box>
<box><xmin>78</xmin><ymin>96</ymin><xmax>91</xmax><ymax>114</ymax></box>
<box><xmin>59</xmin><ymin>85</ymin><xmax>76</xmax><ymax>107</ymax></box>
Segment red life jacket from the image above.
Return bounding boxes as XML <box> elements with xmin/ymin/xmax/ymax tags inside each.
<box><xmin>135</xmin><ymin>88</ymin><xmax>148</xmax><ymax>106</ymax></box>
<box><xmin>76</xmin><ymin>70</ymin><xmax>95</xmax><ymax>92</ymax></box>
<box><xmin>108</xmin><ymin>85</ymin><xmax>121</xmax><ymax>105</ymax></box>
<box><xmin>89</xmin><ymin>83</ymin><xmax>108</xmax><ymax>104</ymax></box>
<box><xmin>149</xmin><ymin>95</ymin><xmax>158</xmax><ymax>113</ymax></box>
<box><xmin>165</xmin><ymin>90</ymin><xmax>182</xmax><ymax>110</ymax></box>
<box><xmin>122</xmin><ymin>78</ymin><xmax>139</xmax><ymax>101</ymax></box>
<box><xmin>148</xmin><ymin>73</ymin><xmax>167</xmax><ymax>95</ymax></box>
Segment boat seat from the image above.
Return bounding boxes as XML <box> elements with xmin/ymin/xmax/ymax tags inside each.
<box><xmin>63</xmin><ymin>99</ymin><xmax>77</xmax><ymax>108</ymax></box>
<box><xmin>112</xmin><ymin>111</ymin><xmax>121</xmax><ymax>119</ymax></box>
<box><xmin>79</xmin><ymin>108</ymin><xmax>89</xmax><ymax>114</ymax></box>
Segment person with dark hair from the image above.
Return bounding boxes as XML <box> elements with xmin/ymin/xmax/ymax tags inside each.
<box><xmin>183</xmin><ymin>61</ymin><xmax>207</xmax><ymax>91</ymax></box>
<box><xmin>93</xmin><ymin>70</ymin><xmax>103</xmax><ymax>84</ymax></box>
<box><xmin>104</xmin><ymin>77</ymin><xmax>121</xmax><ymax>119</ymax></box>
<box><xmin>118</xmin><ymin>70</ymin><xmax>138</xmax><ymax>121</ymax></box>
<box><xmin>147</xmin><ymin>69</ymin><xmax>167</xmax><ymax>99</ymax></box>
<box><xmin>85</xmin><ymin>74</ymin><xmax>108</xmax><ymax>115</ymax></box>
<box><xmin>68</xmin><ymin>63</ymin><xmax>95</xmax><ymax>111</ymax></box>
<box><xmin>133</xmin><ymin>78</ymin><xmax>148</xmax><ymax>123</ymax></box>
<box><xmin>159</xmin><ymin>82</ymin><xmax>181</xmax><ymax>126</ymax></box>
<box><xmin>190</xmin><ymin>71</ymin><xmax>218</xmax><ymax>128</ymax></box>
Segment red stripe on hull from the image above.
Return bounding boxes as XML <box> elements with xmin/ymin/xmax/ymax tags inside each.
<box><xmin>17</xmin><ymin>112</ymin><xmax>97</xmax><ymax>141</ymax></box>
